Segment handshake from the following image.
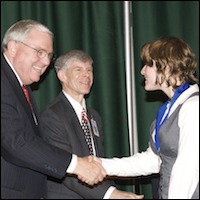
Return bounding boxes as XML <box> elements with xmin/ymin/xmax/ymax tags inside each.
<box><xmin>73</xmin><ymin>156</ymin><xmax>144</xmax><ymax>199</ymax></box>
<box><xmin>73</xmin><ymin>155</ymin><xmax>104</xmax><ymax>185</ymax></box>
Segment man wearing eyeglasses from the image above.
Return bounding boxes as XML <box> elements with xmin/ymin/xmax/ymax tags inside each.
<box><xmin>1</xmin><ymin>19</ymin><xmax>106</xmax><ymax>199</ymax></box>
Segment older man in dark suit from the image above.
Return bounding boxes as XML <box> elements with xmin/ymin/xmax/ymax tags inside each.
<box><xmin>1</xmin><ymin>20</ymin><xmax>106</xmax><ymax>199</ymax></box>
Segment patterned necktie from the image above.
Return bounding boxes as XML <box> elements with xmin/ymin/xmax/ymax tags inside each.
<box><xmin>22</xmin><ymin>85</ymin><xmax>32</xmax><ymax>110</ymax></box>
<box><xmin>81</xmin><ymin>108</ymin><xmax>94</xmax><ymax>155</ymax></box>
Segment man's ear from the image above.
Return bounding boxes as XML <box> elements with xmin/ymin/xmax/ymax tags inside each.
<box><xmin>7</xmin><ymin>40</ymin><xmax>18</xmax><ymax>57</ymax></box>
<box><xmin>57</xmin><ymin>70</ymin><xmax>66</xmax><ymax>82</ymax></box>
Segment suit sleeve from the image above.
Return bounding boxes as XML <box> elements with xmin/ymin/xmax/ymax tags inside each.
<box><xmin>1</xmin><ymin>76</ymin><xmax>71</xmax><ymax>179</ymax></box>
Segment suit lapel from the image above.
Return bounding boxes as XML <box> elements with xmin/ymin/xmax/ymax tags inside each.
<box><xmin>2</xmin><ymin>54</ymin><xmax>39</xmax><ymax>127</ymax></box>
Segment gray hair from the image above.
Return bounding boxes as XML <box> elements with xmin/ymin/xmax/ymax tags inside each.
<box><xmin>2</xmin><ymin>19</ymin><xmax>53</xmax><ymax>51</ymax></box>
<box><xmin>54</xmin><ymin>50</ymin><xmax>93</xmax><ymax>72</ymax></box>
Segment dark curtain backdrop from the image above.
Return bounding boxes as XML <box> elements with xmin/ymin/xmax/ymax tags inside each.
<box><xmin>1</xmin><ymin>1</ymin><xmax>199</xmax><ymax>198</ymax></box>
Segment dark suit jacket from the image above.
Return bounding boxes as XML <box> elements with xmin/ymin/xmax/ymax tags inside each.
<box><xmin>1</xmin><ymin>53</ymin><xmax>72</xmax><ymax>199</ymax></box>
<box><xmin>40</xmin><ymin>92</ymin><xmax>116</xmax><ymax>199</ymax></box>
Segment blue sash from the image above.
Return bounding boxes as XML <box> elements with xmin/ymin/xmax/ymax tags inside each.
<box><xmin>155</xmin><ymin>82</ymin><xmax>190</xmax><ymax>151</ymax></box>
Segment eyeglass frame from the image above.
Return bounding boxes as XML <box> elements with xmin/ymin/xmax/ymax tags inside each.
<box><xmin>18</xmin><ymin>41</ymin><xmax>55</xmax><ymax>62</ymax></box>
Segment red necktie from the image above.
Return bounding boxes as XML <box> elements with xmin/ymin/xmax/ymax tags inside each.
<box><xmin>81</xmin><ymin>108</ymin><xmax>94</xmax><ymax>155</ymax></box>
<box><xmin>22</xmin><ymin>85</ymin><xmax>38</xmax><ymax>125</ymax></box>
<box><xmin>22</xmin><ymin>85</ymin><xmax>32</xmax><ymax>110</ymax></box>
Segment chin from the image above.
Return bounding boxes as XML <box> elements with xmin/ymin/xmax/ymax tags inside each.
<box><xmin>144</xmin><ymin>85</ymin><xmax>150</xmax><ymax>91</ymax></box>
<box><xmin>32</xmin><ymin>77</ymin><xmax>40</xmax><ymax>83</ymax></box>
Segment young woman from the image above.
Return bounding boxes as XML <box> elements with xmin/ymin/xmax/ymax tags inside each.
<box><xmin>99</xmin><ymin>36</ymin><xmax>199</xmax><ymax>199</ymax></box>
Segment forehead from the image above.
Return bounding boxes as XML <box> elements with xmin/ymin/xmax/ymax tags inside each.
<box><xmin>25</xmin><ymin>29</ymin><xmax>53</xmax><ymax>49</ymax></box>
<box><xmin>68</xmin><ymin>59</ymin><xmax>92</xmax><ymax>67</ymax></box>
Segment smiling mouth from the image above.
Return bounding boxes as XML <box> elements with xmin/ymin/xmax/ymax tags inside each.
<box><xmin>81</xmin><ymin>80</ymin><xmax>90</xmax><ymax>85</ymax></box>
<box><xmin>33</xmin><ymin>66</ymin><xmax>43</xmax><ymax>74</ymax></box>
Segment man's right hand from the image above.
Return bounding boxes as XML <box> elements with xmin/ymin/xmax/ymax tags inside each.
<box><xmin>73</xmin><ymin>156</ymin><xmax>106</xmax><ymax>185</ymax></box>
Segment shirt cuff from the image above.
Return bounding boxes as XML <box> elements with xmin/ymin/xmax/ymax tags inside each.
<box><xmin>103</xmin><ymin>186</ymin><xmax>116</xmax><ymax>199</ymax></box>
<box><xmin>66</xmin><ymin>154</ymin><xmax>77</xmax><ymax>173</ymax></box>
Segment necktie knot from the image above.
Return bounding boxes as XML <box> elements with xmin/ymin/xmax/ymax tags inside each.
<box><xmin>81</xmin><ymin>108</ymin><xmax>88</xmax><ymax>124</ymax></box>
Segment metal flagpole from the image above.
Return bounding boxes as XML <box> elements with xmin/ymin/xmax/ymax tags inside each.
<box><xmin>124</xmin><ymin>1</ymin><xmax>139</xmax><ymax>156</ymax></box>
<box><xmin>124</xmin><ymin>1</ymin><xmax>139</xmax><ymax>193</ymax></box>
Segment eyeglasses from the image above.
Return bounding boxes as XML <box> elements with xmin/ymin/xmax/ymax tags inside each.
<box><xmin>19</xmin><ymin>41</ymin><xmax>55</xmax><ymax>61</ymax></box>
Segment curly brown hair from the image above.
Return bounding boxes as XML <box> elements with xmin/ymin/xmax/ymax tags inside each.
<box><xmin>140</xmin><ymin>36</ymin><xmax>198</xmax><ymax>90</ymax></box>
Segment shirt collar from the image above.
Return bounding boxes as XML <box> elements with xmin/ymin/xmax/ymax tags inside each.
<box><xmin>3</xmin><ymin>53</ymin><xmax>23</xmax><ymax>86</ymax></box>
<box><xmin>62</xmin><ymin>90</ymin><xmax>86</xmax><ymax>123</ymax></box>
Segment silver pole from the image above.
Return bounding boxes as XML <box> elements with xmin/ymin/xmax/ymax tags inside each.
<box><xmin>124</xmin><ymin>1</ymin><xmax>138</xmax><ymax>156</ymax></box>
